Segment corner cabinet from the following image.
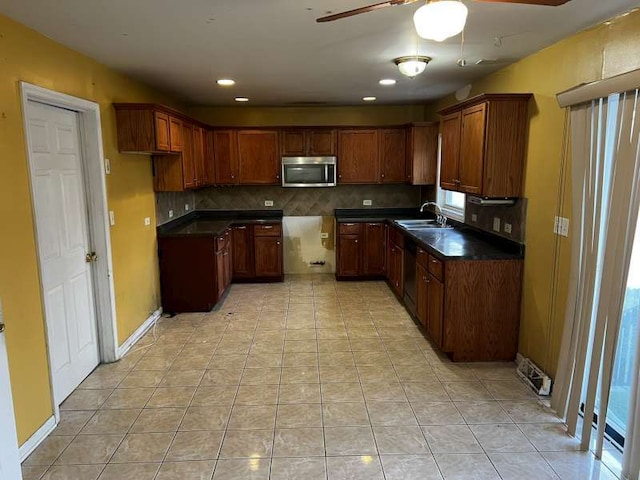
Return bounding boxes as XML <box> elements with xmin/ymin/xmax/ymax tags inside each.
<box><xmin>439</xmin><ymin>93</ymin><xmax>532</xmax><ymax>198</ymax></box>
<box><xmin>114</xmin><ymin>104</ymin><xmax>183</xmax><ymax>154</ymax></box>
<box><xmin>232</xmin><ymin>223</ymin><xmax>284</xmax><ymax>281</ymax></box>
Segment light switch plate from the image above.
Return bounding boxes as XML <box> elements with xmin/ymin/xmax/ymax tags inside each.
<box><xmin>144</xmin><ymin>217</ymin><xmax>151</xmax><ymax>226</ymax></box>
<box><xmin>265</xmin><ymin>200</ymin><xmax>274</xmax><ymax>207</ymax></box>
<box><xmin>185</xmin><ymin>204</ymin><xmax>189</xmax><ymax>211</ymax></box>
<box><xmin>109</xmin><ymin>211</ymin><xmax>115</xmax><ymax>226</ymax></box>
<box><xmin>363</xmin><ymin>200</ymin><xmax>373</xmax><ymax>206</ymax></box>
<box><xmin>168</xmin><ymin>210</ymin><xmax>174</xmax><ymax>218</ymax></box>
<box><xmin>493</xmin><ymin>217</ymin><xmax>501</xmax><ymax>232</ymax></box>
<box><xmin>471</xmin><ymin>214</ymin><xmax>478</xmax><ymax>223</ymax></box>
<box><xmin>504</xmin><ymin>223</ymin><xmax>512</xmax><ymax>234</ymax></box>
<box><xmin>554</xmin><ymin>216</ymin><xmax>570</xmax><ymax>237</ymax></box>
<box><xmin>104</xmin><ymin>158</ymin><xmax>111</xmax><ymax>175</ymax></box>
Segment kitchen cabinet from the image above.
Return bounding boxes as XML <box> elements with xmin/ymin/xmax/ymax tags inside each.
<box><xmin>281</xmin><ymin>129</ymin><xmax>337</xmax><ymax>156</ymax></box>
<box><xmin>416</xmin><ymin>263</ymin><xmax>428</xmax><ymax>328</ymax></box>
<box><xmin>232</xmin><ymin>225</ymin><xmax>253</xmax><ymax>280</ymax></box>
<box><xmin>336</xmin><ymin>222</ymin><xmax>386</xmax><ymax>279</ymax></box>
<box><xmin>386</xmin><ymin>226</ymin><xmax>404</xmax><ymax>298</ymax></box>
<box><xmin>237</xmin><ymin>130</ymin><xmax>280</xmax><ymax>185</ymax></box>
<box><xmin>254</xmin><ymin>224</ymin><xmax>283</xmax><ymax>278</ymax></box>
<box><xmin>211</xmin><ymin>129</ymin><xmax>239</xmax><ymax>185</ymax></box>
<box><xmin>427</xmin><ymin>272</ymin><xmax>444</xmax><ymax>348</ymax></box>
<box><xmin>215</xmin><ymin>229</ymin><xmax>232</xmax><ymax>300</ymax></box>
<box><xmin>439</xmin><ymin>93</ymin><xmax>532</xmax><ymax>197</ymax></box>
<box><xmin>338</xmin><ymin>129</ymin><xmax>379</xmax><ymax>184</ymax></box>
<box><xmin>406</xmin><ymin>122</ymin><xmax>438</xmax><ymax>185</ymax></box>
<box><xmin>114</xmin><ymin>104</ymin><xmax>183</xmax><ymax>154</ymax></box>
<box><xmin>379</xmin><ymin>128</ymin><xmax>406</xmax><ymax>184</ymax></box>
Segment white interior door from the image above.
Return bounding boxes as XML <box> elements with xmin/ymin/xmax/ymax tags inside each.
<box><xmin>26</xmin><ymin>101</ymin><xmax>100</xmax><ymax>404</ymax></box>
<box><xmin>0</xmin><ymin>306</ymin><xmax>22</xmax><ymax>480</ymax></box>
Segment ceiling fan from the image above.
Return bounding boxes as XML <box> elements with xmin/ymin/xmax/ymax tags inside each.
<box><xmin>316</xmin><ymin>0</ymin><xmax>571</xmax><ymax>24</ymax></box>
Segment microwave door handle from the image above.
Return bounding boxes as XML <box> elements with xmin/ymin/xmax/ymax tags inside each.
<box><xmin>325</xmin><ymin>164</ymin><xmax>329</xmax><ymax>182</ymax></box>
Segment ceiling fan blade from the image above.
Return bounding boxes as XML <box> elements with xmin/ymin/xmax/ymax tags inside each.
<box><xmin>316</xmin><ymin>0</ymin><xmax>419</xmax><ymax>23</ymax></box>
<box><xmin>474</xmin><ymin>0</ymin><xmax>570</xmax><ymax>5</ymax></box>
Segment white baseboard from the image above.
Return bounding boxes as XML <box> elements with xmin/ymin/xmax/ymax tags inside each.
<box><xmin>117</xmin><ymin>308</ymin><xmax>162</xmax><ymax>359</ymax></box>
<box><xmin>19</xmin><ymin>415</ymin><xmax>57</xmax><ymax>462</ymax></box>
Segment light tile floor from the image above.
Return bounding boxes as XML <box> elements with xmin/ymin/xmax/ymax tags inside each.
<box><xmin>22</xmin><ymin>275</ymin><xmax>620</xmax><ymax>480</ymax></box>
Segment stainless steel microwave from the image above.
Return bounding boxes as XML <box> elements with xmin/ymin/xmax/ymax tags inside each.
<box><xmin>281</xmin><ymin>156</ymin><xmax>337</xmax><ymax>187</ymax></box>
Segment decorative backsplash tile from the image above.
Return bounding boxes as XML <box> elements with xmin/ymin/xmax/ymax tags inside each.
<box><xmin>156</xmin><ymin>191</ymin><xmax>196</xmax><ymax>225</ymax></box>
<box><xmin>464</xmin><ymin>197</ymin><xmax>527</xmax><ymax>243</ymax></box>
<box><xmin>195</xmin><ymin>185</ymin><xmax>421</xmax><ymax>216</ymax></box>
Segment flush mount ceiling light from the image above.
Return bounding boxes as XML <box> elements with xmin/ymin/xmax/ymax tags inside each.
<box><xmin>234</xmin><ymin>97</ymin><xmax>249</xmax><ymax>102</ymax></box>
<box><xmin>413</xmin><ymin>0</ymin><xmax>468</xmax><ymax>42</ymax></box>
<box><xmin>394</xmin><ymin>56</ymin><xmax>432</xmax><ymax>78</ymax></box>
<box><xmin>217</xmin><ymin>79</ymin><xmax>235</xmax><ymax>86</ymax></box>
<box><xmin>379</xmin><ymin>79</ymin><xmax>397</xmax><ymax>86</ymax></box>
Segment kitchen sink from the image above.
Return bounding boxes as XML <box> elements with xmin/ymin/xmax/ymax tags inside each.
<box><xmin>394</xmin><ymin>219</ymin><xmax>452</xmax><ymax>229</ymax></box>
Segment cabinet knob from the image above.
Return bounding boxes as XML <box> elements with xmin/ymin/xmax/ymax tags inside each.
<box><xmin>355</xmin><ymin>240</ymin><xmax>358</xmax><ymax>243</ymax></box>
<box><xmin>381</xmin><ymin>174</ymin><xmax>385</xmax><ymax>178</ymax></box>
<box><xmin>277</xmin><ymin>241</ymin><xmax>281</xmax><ymax>245</ymax></box>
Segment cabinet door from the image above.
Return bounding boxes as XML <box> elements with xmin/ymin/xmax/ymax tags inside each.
<box><xmin>181</xmin><ymin>123</ymin><xmax>197</xmax><ymax>189</ymax></box>
<box><xmin>308</xmin><ymin>129</ymin><xmax>337</xmax><ymax>156</ymax></box>
<box><xmin>427</xmin><ymin>273</ymin><xmax>444</xmax><ymax>347</ymax></box>
<box><xmin>416</xmin><ymin>263</ymin><xmax>428</xmax><ymax>328</ymax></box>
<box><xmin>363</xmin><ymin>223</ymin><xmax>385</xmax><ymax>276</ymax></box>
<box><xmin>407</xmin><ymin>123</ymin><xmax>438</xmax><ymax>185</ymax></box>
<box><xmin>232</xmin><ymin>225</ymin><xmax>253</xmax><ymax>279</ymax></box>
<box><xmin>392</xmin><ymin>244</ymin><xmax>404</xmax><ymax>297</ymax></box>
<box><xmin>281</xmin><ymin>130</ymin><xmax>306</xmax><ymax>156</ymax></box>
<box><xmin>238</xmin><ymin>130</ymin><xmax>280</xmax><ymax>185</ymax></box>
<box><xmin>154</xmin><ymin>112</ymin><xmax>171</xmax><ymax>152</ymax></box>
<box><xmin>379</xmin><ymin>128</ymin><xmax>406</xmax><ymax>184</ymax></box>
<box><xmin>459</xmin><ymin>104</ymin><xmax>486</xmax><ymax>195</ymax></box>
<box><xmin>337</xmin><ymin>234</ymin><xmax>361</xmax><ymax>277</ymax></box>
<box><xmin>216</xmin><ymin>249</ymin><xmax>226</xmax><ymax>300</ymax></box>
<box><xmin>254</xmin><ymin>236</ymin><xmax>283</xmax><ymax>277</ymax></box>
<box><xmin>169</xmin><ymin>116</ymin><xmax>183</xmax><ymax>153</ymax></box>
<box><xmin>203</xmin><ymin>129</ymin><xmax>216</xmax><ymax>186</ymax></box>
<box><xmin>338</xmin><ymin>130</ymin><xmax>379</xmax><ymax>184</ymax></box>
<box><xmin>192</xmin><ymin>126</ymin><xmax>207</xmax><ymax>187</ymax></box>
<box><xmin>213</xmin><ymin>130</ymin><xmax>239</xmax><ymax>185</ymax></box>
<box><xmin>440</xmin><ymin>112</ymin><xmax>461</xmax><ymax>191</ymax></box>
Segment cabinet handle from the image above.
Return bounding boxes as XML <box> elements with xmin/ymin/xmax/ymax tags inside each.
<box><xmin>236</xmin><ymin>226</ymin><xmax>247</xmax><ymax>230</ymax></box>
<box><xmin>381</xmin><ymin>173</ymin><xmax>385</xmax><ymax>178</ymax></box>
<box><xmin>277</xmin><ymin>241</ymin><xmax>281</xmax><ymax>245</ymax></box>
<box><xmin>368</xmin><ymin>223</ymin><xmax>379</xmax><ymax>226</ymax></box>
<box><xmin>263</xmin><ymin>225</ymin><xmax>273</xmax><ymax>229</ymax></box>
<box><xmin>431</xmin><ymin>259</ymin><xmax>439</xmax><ymax>264</ymax></box>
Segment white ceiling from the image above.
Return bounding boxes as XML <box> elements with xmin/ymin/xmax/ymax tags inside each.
<box><xmin>1</xmin><ymin>0</ymin><xmax>637</xmax><ymax>106</ymax></box>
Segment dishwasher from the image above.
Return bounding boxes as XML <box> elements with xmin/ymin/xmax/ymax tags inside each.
<box><xmin>403</xmin><ymin>237</ymin><xmax>417</xmax><ymax>318</ymax></box>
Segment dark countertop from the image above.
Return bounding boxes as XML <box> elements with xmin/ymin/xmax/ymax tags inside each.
<box><xmin>335</xmin><ymin>208</ymin><xmax>523</xmax><ymax>261</ymax></box>
<box><xmin>158</xmin><ymin>210</ymin><xmax>283</xmax><ymax>238</ymax></box>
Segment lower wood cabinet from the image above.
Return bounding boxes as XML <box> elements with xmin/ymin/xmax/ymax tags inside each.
<box><xmin>387</xmin><ymin>240</ymin><xmax>404</xmax><ymax>298</ymax></box>
<box><xmin>232</xmin><ymin>225</ymin><xmax>253</xmax><ymax>279</ymax></box>
<box><xmin>232</xmin><ymin>223</ymin><xmax>284</xmax><ymax>281</ymax></box>
<box><xmin>336</xmin><ymin>222</ymin><xmax>386</xmax><ymax>279</ymax></box>
<box><xmin>254</xmin><ymin>236</ymin><xmax>283</xmax><ymax>277</ymax></box>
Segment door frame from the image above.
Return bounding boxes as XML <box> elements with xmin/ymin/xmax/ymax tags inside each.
<box><xmin>20</xmin><ymin>83</ymin><xmax>119</xmax><ymax>415</ymax></box>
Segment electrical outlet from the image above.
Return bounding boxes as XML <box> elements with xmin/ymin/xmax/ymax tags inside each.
<box><xmin>104</xmin><ymin>158</ymin><xmax>111</xmax><ymax>175</ymax></box>
<box><xmin>363</xmin><ymin>200</ymin><xmax>373</xmax><ymax>206</ymax></box>
<box><xmin>265</xmin><ymin>200</ymin><xmax>274</xmax><ymax>207</ymax></box>
<box><xmin>471</xmin><ymin>214</ymin><xmax>478</xmax><ymax>223</ymax></box>
<box><xmin>320</xmin><ymin>232</ymin><xmax>329</xmax><ymax>239</ymax></box>
<box><xmin>554</xmin><ymin>216</ymin><xmax>570</xmax><ymax>237</ymax></box>
<box><xmin>185</xmin><ymin>204</ymin><xmax>189</xmax><ymax>211</ymax></box>
<box><xmin>493</xmin><ymin>217</ymin><xmax>501</xmax><ymax>232</ymax></box>
<box><xmin>109</xmin><ymin>211</ymin><xmax>115</xmax><ymax>226</ymax></box>
<box><xmin>168</xmin><ymin>210</ymin><xmax>174</xmax><ymax>218</ymax></box>
<box><xmin>144</xmin><ymin>217</ymin><xmax>151</xmax><ymax>226</ymax></box>
<box><xmin>504</xmin><ymin>222</ymin><xmax>512</xmax><ymax>234</ymax></box>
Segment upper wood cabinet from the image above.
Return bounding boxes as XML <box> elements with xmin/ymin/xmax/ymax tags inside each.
<box><xmin>237</xmin><ymin>130</ymin><xmax>280</xmax><ymax>185</ymax></box>
<box><xmin>114</xmin><ymin>104</ymin><xmax>183</xmax><ymax>154</ymax></box>
<box><xmin>406</xmin><ymin>122</ymin><xmax>438</xmax><ymax>185</ymax></box>
<box><xmin>211</xmin><ymin>130</ymin><xmax>239</xmax><ymax>185</ymax></box>
<box><xmin>439</xmin><ymin>93</ymin><xmax>532</xmax><ymax>198</ymax></box>
<box><xmin>379</xmin><ymin>128</ymin><xmax>406</xmax><ymax>184</ymax></box>
<box><xmin>338</xmin><ymin>129</ymin><xmax>379</xmax><ymax>184</ymax></box>
<box><xmin>281</xmin><ymin>129</ymin><xmax>337</xmax><ymax>156</ymax></box>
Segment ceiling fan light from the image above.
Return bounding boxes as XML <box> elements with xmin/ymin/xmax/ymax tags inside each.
<box><xmin>394</xmin><ymin>56</ymin><xmax>432</xmax><ymax>78</ymax></box>
<box><xmin>414</xmin><ymin>0</ymin><xmax>468</xmax><ymax>42</ymax></box>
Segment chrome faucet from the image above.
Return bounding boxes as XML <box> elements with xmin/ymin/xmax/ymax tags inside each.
<box><xmin>420</xmin><ymin>202</ymin><xmax>447</xmax><ymax>227</ymax></box>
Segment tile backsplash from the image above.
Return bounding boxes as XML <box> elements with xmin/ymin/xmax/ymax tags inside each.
<box><xmin>464</xmin><ymin>197</ymin><xmax>527</xmax><ymax>243</ymax></box>
<box><xmin>195</xmin><ymin>185</ymin><xmax>421</xmax><ymax>216</ymax></box>
<box><xmin>156</xmin><ymin>191</ymin><xmax>196</xmax><ymax>225</ymax></box>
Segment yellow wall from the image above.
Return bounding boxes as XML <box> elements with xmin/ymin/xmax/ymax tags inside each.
<box><xmin>189</xmin><ymin>105</ymin><xmax>426</xmax><ymax>126</ymax></box>
<box><xmin>0</xmin><ymin>14</ymin><xmax>183</xmax><ymax>444</ymax></box>
<box><xmin>428</xmin><ymin>9</ymin><xmax>640</xmax><ymax>378</ymax></box>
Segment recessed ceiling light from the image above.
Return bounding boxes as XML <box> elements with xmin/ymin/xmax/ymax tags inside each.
<box><xmin>362</xmin><ymin>96</ymin><xmax>377</xmax><ymax>102</ymax></box>
<box><xmin>379</xmin><ymin>79</ymin><xmax>397</xmax><ymax>86</ymax></box>
<box><xmin>235</xmin><ymin>97</ymin><xmax>249</xmax><ymax>102</ymax></box>
<box><xmin>217</xmin><ymin>79</ymin><xmax>235</xmax><ymax>86</ymax></box>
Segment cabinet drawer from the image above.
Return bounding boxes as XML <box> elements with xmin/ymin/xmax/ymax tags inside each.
<box><xmin>339</xmin><ymin>222</ymin><xmax>363</xmax><ymax>235</ymax></box>
<box><xmin>254</xmin><ymin>223</ymin><xmax>282</xmax><ymax>237</ymax></box>
<box><xmin>417</xmin><ymin>247</ymin><xmax>429</xmax><ymax>269</ymax></box>
<box><xmin>428</xmin><ymin>254</ymin><xmax>444</xmax><ymax>281</ymax></box>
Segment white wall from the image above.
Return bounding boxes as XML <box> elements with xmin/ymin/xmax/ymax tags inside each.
<box><xmin>283</xmin><ymin>217</ymin><xmax>336</xmax><ymax>274</ymax></box>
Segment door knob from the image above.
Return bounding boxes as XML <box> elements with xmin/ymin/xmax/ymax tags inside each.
<box><xmin>86</xmin><ymin>252</ymin><xmax>98</xmax><ymax>263</ymax></box>
<box><xmin>0</xmin><ymin>323</ymin><xmax>5</xmax><ymax>333</ymax></box>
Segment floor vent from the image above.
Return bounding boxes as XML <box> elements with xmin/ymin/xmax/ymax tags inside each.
<box><xmin>516</xmin><ymin>356</ymin><xmax>552</xmax><ymax>396</ymax></box>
